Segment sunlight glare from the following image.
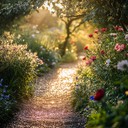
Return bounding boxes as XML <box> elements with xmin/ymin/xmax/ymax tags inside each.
<box><xmin>43</xmin><ymin>0</ymin><xmax>63</xmax><ymax>13</ymax></box>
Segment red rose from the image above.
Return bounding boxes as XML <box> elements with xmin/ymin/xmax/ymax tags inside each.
<box><xmin>89</xmin><ymin>34</ymin><xmax>93</xmax><ymax>38</ymax></box>
<box><xmin>101</xmin><ymin>28</ymin><xmax>107</xmax><ymax>32</ymax></box>
<box><xmin>90</xmin><ymin>56</ymin><xmax>96</xmax><ymax>61</ymax></box>
<box><xmin>100</xmin><ymin>50</ymin><xmax>105</xmax><ymax>55</ymax></box>
<box><xmin>84</xmin><ymin>46</ymin><xmax>88</xmax><ymax>50</ymax></box>
<box><xmin>114</xmin><ymin>26</ymin><xmax>119</xmax><ymax>30</ymax></box>
<box><xmin>94</xmin><ymin>89</ymin><xmax>105</xmax><ymax>101</ymax></box>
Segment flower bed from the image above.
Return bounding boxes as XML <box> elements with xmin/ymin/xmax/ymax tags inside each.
<box><xmin>72</xmin><ymin>26</ymin><xmax>128</xmax><ymax>128</ymax></box>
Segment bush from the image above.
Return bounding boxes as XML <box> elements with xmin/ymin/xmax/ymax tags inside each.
<box><xmin>61</xmin><ymin>51</ymin><xmax>78</xmax><ymax>63</ymax></box>
<box><xmin>14</xmin><ymin>30</ymin><xmax>60</xmax><ymax>75</ymax></box>
<box><xmin>61</xmin><ymin>42</ymin><xmax>78</xmax><ymax>63</ymax></box>
<box><xmin>72</xmin><ymin>26</ymin><xmax>128</xmax><ymax>128</ymax></box>
<box><xmin>0</xmin><ymin>42</ymin><xmax>42</xmax><ymax>124</ymax></box>
<box><xmin>0</xmin><ymin>43</ymin><xmax>41</xmax><ymax>99</ymax></box>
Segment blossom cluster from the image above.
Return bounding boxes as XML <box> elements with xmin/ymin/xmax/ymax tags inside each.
<box><xmin>82</xmin><ymin>26</ymin><xmax>128</xmax><ymax>101</ymax></box>
<box><xmin>0</xmin><ymin>79</ymin><xmax>16</xmax><ymax>111</ymax></box>
<box><xmin>83</xmin><ymin>26</ymin><xmax>128</xmax><ymax>71</ymax></box>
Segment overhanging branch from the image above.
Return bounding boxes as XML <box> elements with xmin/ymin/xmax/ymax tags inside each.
<box><xmin>71</xmin><ymin>20</ymin><xmax>84</xmax><ymax>33</ymax></box>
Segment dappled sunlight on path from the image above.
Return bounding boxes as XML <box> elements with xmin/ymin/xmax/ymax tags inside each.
<box><xmin>6</xmin><ymin>61</ymin><xmax>85</xmax><ymax>128</ymax></box>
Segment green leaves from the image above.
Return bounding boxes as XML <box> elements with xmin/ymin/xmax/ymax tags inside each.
<box><xmin>73</xmin><ymin>27</ymin><xmax>128</xmax><ymax>127</ymax></box>
<box><xmin>84</xmin><ymin>0</ymin><xmax>128</xmax><ymax>27</ymax></box>
<box><xmin>0</xmin><ymin>0</ymin><xmax>45</xmax><ymax>33</ymax></box>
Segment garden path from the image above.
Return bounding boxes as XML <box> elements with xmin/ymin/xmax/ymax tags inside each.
<box><xmin>6</xmin><ymin>59</ymin><xmax>85</xmax><ymax>128</ymax></box>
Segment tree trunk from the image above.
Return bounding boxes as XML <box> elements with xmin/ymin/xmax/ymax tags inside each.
<box><xmin>60</xmin><ymin>22</ymin><xmax>71</xmax><ymax>56</ymax></box>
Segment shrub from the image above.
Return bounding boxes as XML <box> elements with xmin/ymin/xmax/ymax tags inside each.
<box><xmin>14</xmin><ymin>30</ymin><xmax>60</xmax><ymax>74</ymax></box>
<box><xmin>0</xmin><ymin>43</ymin><xmax>42</xmax><ymax>100</ymax></box>
<box><xmin>0</xmin><ymin>42</ymin><xmax>42</xmax><ymax>124</ymax></box>
<box><xmin>61</xmin><ymin>42</ymin><xmax>78</xmax><ymax>63</ymax></box>
<box><xmin>72</xmin><ymin>26</ymin><xmax>128</xmax><ymax>128</ymax></box>
<box><xmin>61</xmin><ymin>51</ymin><xmax>78</xmax><ymax>63</ymax></box>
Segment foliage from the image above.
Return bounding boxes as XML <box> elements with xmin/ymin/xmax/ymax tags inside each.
<box><xmin>61</xmin><ymin>40</ymin><xmax>78</xmax><ymax>63</ymax></box>
<box><xmin>13</xmin><ymin>29</ymin><xmax>60</xmax><ymax>75</ymax></box>
<box><xmin>86</xmin><ymin>100</ymin><xmax>128</xmax><ymax>128</ymax></box>
<box><xmin>0</xmin><ymin>0</ymin><xmax>45</xmax><ymax>33</ymax></box>
<box><xmin>0</xmin><ymin>42</ymin><xmax>42</xmax><ymax>100</ymax></box>
<box><xmin>83</xmin><ymin>0</ymin><xmax>128</xmax><ymax>29</ymax></box>
<box><xmin>72</xmin><ymin>26</ymin><xmax>128</xmax><ymax>127</ymax></box>
<box><xmin>0</xmin><ymin>41</ymin><xmax>42</xmax><ymax>124</ymax></box>
<box><xmin>45</xmin><ymin>0</ymin><xmax>86</xmax><ymax>56</ymax></box>
<box><xmin>61</xmin><ymin>51</ymin><xmax>77</xmax><ymax>63</ymax></box>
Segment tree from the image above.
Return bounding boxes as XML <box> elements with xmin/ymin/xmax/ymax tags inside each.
<box><xmin>0</xmin><ymin>0</ymin><xmax>45</xmax><ymax>33</ymax></box>
<box><xmin>83</xmin><ymin>0</ymin><xmax>128</xmax><ymax>31</ymax></box>
<box><xmin>46</xmin><ymin>0</ymin><xmax>86</xmax><ymax>56</ymax></box>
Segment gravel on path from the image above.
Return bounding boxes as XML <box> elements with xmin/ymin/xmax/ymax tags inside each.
<box><xmin>6</xmin><ymin>61</ymin><xmax>85</xmax><ymax>128</ymax></box>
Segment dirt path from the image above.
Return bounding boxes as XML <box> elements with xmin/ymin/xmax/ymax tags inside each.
<box><xmin>6</xmin><ymin>61</ymin><xmax>85</xmax><ymax>128</ymax></box>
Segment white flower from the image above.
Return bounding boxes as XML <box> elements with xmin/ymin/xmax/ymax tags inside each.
<box><xmin>32</xmin><ymin>25</ymin><xmax>38</xmax><ymax>29</ymax></box>
<box><xmin>52</xmin><ymin>62</ymin><xmax>56</xmax><ymax>65</ymax></box>
<box><xmin>31</xmin><ymin>34</ymin><xmax>35</xmax><ymax>38</ymax></box>
<box><xmin>110</xmin><ymin>33</ymin><xmax>117</xmax><ymax>37</ymax></box>
<box><xmin>117</xmin><ymin>60</ymin><xmax>128</xmax><ymax>71</ymax></box>
<box><xmin>106</xmin><ymin>59</ymin><xmax>111</xmax><ymax>67</ymax></box>
<box><xmin>125</xmin><ymin>34</ymin><xmax>128</xmax><ymax>41</ymax></box>
<box><xmin>17</xmin><ymin>34</ymin><xmax>21</xmax><ymax>39</ymax></box>
<box><xmin>36</xmin><ymin>30</ymin><xmax>40</xmax><ymax>34</ymax></box>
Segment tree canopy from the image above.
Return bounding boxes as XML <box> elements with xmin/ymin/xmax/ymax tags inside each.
<box><xmin>83</xmin><ymin>0</ymin><xmax>128</xmax><ymax>29</ymax></box>
<box><xmin>0</xmin><ymin>0</ymin><xmax>45</xmax><ymax>32</ymax></box>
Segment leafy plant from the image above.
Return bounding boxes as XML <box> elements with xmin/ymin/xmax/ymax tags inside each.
<box><xmin>14</xmin><ymin>30</ymin><xmax>60</xmax><ymax>75</ymax></box>
<box><xmin>72</xmin><ymin>26</ymin><xmax>128</xmax><ymax>128</ymax></box>
<box><xmin>0</xmin><ymin>42</ymin><xmax>42</xmax><ymax>100</ymax></box>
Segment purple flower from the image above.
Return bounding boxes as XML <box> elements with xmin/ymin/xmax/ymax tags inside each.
<box><xmin>3</xmin><ymin>89</ymin><xmax>6</xmax><ymax>93</ymax></box>
<box><xmin>90</xmin><ymin>96</ymin><xmax>94</xmax><ymax>100</ymax></box>
<box><xmin>0</xmin><ymin>79</ymin><xmax>3</xmax><ymax>83</ymax></box>
<box><xmin>4</xmin><ymin>95</ymin><xmax>10</xmax><ymax>99</ymax></box>
<box><xmin>0</xmin><ymin>83</ymin><xmax>2</xmax><ymax>87</ymax></box>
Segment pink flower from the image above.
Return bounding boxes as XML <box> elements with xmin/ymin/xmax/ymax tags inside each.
<box><xmin>90</xmin><ymin>56</ymin><xmax>96</xmax><ymax>61</ymax></box>
<box><xmin>94</xmin><ymin>29</ymin><xmax>99</xmax><ymax>34</ymax></box>
<box><xmin>118</xmin><ymin>27</ymin><xmax>124</xmax><ymax>31</ymax></box>
<box><xmin>89</xmin><ymin>34</ymin><xmax>93</xmax><ymax>38</ymax></box>
<box><xmin>110</xmin><ymin>33</ymin><xmax>117</xmax><ymax>37</ymax></box>
<box><xmin>86</xmin><ymin>59</ymin><xmax>93</xmax><ymax>66</ymax></box>
<box><xmin>114</xmin><ymin>43</ymin><xmax>126</xmax><ymax>52</ymax></box>
<box><xmin>101</xmin><ymin>28</ymin><xmax>107</xmax><ymax>32</ymax></box>
<box><xmin>84</xmin><ymin>46</ymin><xmax>88</xmax><ymax>50</ymax></box>
<box><xmin>114</xmin><ymin>26</ymin><xmax>124</xmax><ymax>31</ymax></box>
